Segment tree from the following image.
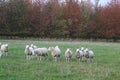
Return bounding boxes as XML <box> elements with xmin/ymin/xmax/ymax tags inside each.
<box><xmin>99</xmin><ymin>0</ymin><xmax>120</xmax><ymax>40</ymax></box>
<box><xmin>63</xmin><ymin>0</ymin><xmax>82</xmax><ymax>38</ymax></box>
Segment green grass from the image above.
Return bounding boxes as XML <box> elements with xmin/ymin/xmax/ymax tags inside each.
<box><xmin>0</xmin><ymin>40</ymin><xmax>120</xmax><ymax>80</ymax></box>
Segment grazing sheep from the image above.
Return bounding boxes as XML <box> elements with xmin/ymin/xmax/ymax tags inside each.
<box><xmin>75</xmin><ymin>49</ymin><xmax>84</xmax><ymax>62</ymax></box>
<box><xmin>84</xmin><ymin>48</ymin><xmax>94</xmax><ymax>62</ymax></box>
<box><xmin>0</xmin><ymin>44</ymin><xmax>9</xmax><ymax>56</ymax></box>
<box><xmin>34</xmin><ymin>47</ymin><xmax>48</xmax><ymax>61</ymax></box>
<box><xmin>65</xmin><ymin>48</ymin><xmax>72</xmax><ymax>62</ymax></box>
<box><xmin>48</xmin><ymin>46</ymin><xmax>61</xmax><ymax>61</ymax></box>
<box><xmin>25</xmin><ymin>45</ymin><xmax>35</xmax><ymax>60</ymax></box>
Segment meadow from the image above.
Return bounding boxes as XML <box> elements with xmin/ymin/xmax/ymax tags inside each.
<box><xmin>0</xmin><ymin>39</ymin><xmax>120</xmax><ymax>80</ymax></box>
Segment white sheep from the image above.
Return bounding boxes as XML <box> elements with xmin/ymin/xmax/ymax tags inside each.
<box><xmin>83</xmin><ymin>48</ymin><xmax>94</xmax><ymax>62</ymax></box>
<box><xmin>75</xmin><ymin>49</ymin><xmax>84</xmax><ymax>62</ymax></box>
<box><xmin>65</xmin><ymin>48</ymin><xmax>72</xmax><ymax>62</ymax></box>
<box><xmin>0</xmin><ymin>44</ymin><xmax>9</xmax><ymax>56</ymax></box>
<box><xmin>48</xmin><ymin>46</ymin><xmax>61</xmax><ymax>61</ymax></box>
<box><xmin>25</xmin><ymin>45</ymin><xmax>35</xmax><ymax>60</ymax></box>
<box><xmin>34</xmin><ymin>47</ymin><xmax>48</xmax><ymax>61</ymax></box>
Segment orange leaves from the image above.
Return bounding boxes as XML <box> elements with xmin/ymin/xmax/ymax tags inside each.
<box><xmin>98</xmin><ymin>0</ymin><xmax>120</xmax><ymax>39</ymax></box>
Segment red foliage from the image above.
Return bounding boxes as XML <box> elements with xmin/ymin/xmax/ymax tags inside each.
<box><xmin>62</xmin><ymin>0</ymin><xmax>82</xmax><ymax>37</ymax></box>
<box><xmin>98</xmin><ymin>0</ymin><xmax>120</xmax><ymax>39</ymax></box>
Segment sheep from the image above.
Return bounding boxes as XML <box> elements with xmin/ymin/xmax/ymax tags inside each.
<box><xmin>75</xmin><ymin>49</ymin><xmax>84</xmax><ymax>62</ymax></box>
<box><xmin>33</xmin><ymin>47</ymin><xmax>48</xmax><ymax>61</ymax></box>
<box><xmin>48</xmin><ymin>46</ymin><xmax>61</xmax><ymax>61</ymax></box>
<box><xmin>0</xmin><ymin>44</ymin><xmax>9</xmax><ymax>56</ymax></box>
<box><xmin>83</xmin><ymin>48</ymin><xmax>94</xmax><ymax>62</ymax></box>
<box><xmin>25</xmin><ymin>45</ymin><xmax>35</xmax><ymax>60</ymax></box>
<box><xmin>65</xmin><ymin>48</ymin><xmax>72</xmax><ymax>62</ymax></box>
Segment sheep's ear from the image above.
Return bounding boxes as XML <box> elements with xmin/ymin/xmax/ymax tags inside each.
<box><xmin>5</xmin><ymin>44</ymin><xmax>8</xmax><ymax>46</ymax></box>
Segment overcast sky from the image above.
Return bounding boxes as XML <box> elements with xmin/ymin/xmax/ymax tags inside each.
<box><xmin>91</xmin><ymin>0</ymin><xmax>111</xmax><ymax>6</ymax></box>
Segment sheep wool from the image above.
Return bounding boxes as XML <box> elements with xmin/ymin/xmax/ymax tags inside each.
<box><xmin>65</xmin><ymin>48</ymin><xmax>72</xmax><ymax>62</ymax></box>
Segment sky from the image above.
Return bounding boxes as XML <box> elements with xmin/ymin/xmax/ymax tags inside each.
<box><xmin>91</xmin><ymin>0</ymin><xmax>111</xmax><ymax>6</ymax></box>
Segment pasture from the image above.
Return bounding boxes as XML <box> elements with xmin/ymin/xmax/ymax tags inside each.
<box><xmin>0</xmin><ymin>39</ymin><xmax>120</xmax><ymax>80</ymax></box>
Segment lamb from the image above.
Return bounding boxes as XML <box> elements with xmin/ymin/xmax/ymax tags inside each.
<box><xmin>0</xmin><ymin>44</ymin><xmax>9</xmax><ymax>56</ymax></box>
<box><xmin>48</xmin><ymin>46</ymin><xmax>61</xmax><ymax>61</ymax></box>
<box><xmin>33</xmin><ymin>47</ymin><xmax>48</xmax><ymax>61</ymax></box>
<box><xmin>25</xmin><ymin>45</ymin><xmax>35</xmax><ymax>60</ymax></box>
<box><xmin>75</xmin><ymin>49</ymin><xmax>84</xmax><ymax>62</ymax></box>
<box><xmin>83</xmin><ymin>48</ymin><xmax>94</xmax><ymax>62</ymax></box>
<box><xmin>65</xmin><ymin>48</ymin><xmax>72</xmax><ymax>62</ymax></box>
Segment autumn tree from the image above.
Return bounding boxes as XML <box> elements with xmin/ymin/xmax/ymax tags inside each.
<box><xmin>99</xmin><ymin>0</ymin><xmax>120</xmax><ymax>40</ymax></box>
<box><xmin>62</xmin><ymin>0</ymin><xmax>82</xmax><ymax>38</ymax></box>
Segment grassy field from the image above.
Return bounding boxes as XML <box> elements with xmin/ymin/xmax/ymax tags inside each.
<box><xmin>0</xmin><ymin>39</ymin><xmax>120</xmax><ymax>80</ymax></box>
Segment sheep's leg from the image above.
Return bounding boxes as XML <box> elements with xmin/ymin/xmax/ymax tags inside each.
<box><xmin>83</xmin><ymin>56</ymin><xmax>87</xmax><ymax>62</ymax></box>
<box><xmin>66</xmin><ymin>58</ymin><xmax>68</xmax><ymax>62</ymax></box>
<box><xmin>0</xmin><ymin>53</ymin><xmax>2</xmax><ymax>58</ymax></box>
<box><xmin>37</xmin><ymin>56</ymin><xmax>39</xmax><ymax>60</ymax></box>
<box><xmin>27</xmin><ymin>55</ymin><xmax>30</xmax><ymax>60</ymax></box>
<box><xmin>78</xmin><ymin>58</ymin><xmax>80</xmax><ymax>62</ymax></box>
<box><xmin>46</xmin><ymin>56</ymin><xmax>48</xmax><ymax>61</ymax></box>
<box><xmin>5</xmin><ymin>52</ymin><xmax>7</xmax><ymax>56</ymax></box>
<box><xmin>58</xmin><ymin>57</ymin><xmax>60</xmax><ymax>61</ymax></box>
<box><xmin>81</xmin><ymin>57</ymin><xmax>84</xmax><ymax>62</ymax></box>
<box><xmin>6</xmin><ymin>52</ymin><xmax>8</xmax><ymax>56</ymax></box>
<box><xmin>29</xmin><ymin>55</ymin><xmax>31</xmax><ymax>60</ymax></box>
<box><xmin>80</xmin><ymin>57</ymin><xmax>82</xmax><ymax>62</ymax></box>
<box><xmin>26</xmin><ymin>55</ymin><xmax>28</xmax><ymax>60</ymax></box>
<box><xmin>40</xmin><ymin>56</ymin><xmax>42</xmax><ymax>61</ymax></box>
<box><xmin>55</xmin><ymin>57</ymin><xmax>57</xmax><ymax>62</ymax></box>
<box><xmin>68</xmin><ymin>58</ymin><xmax>70</xmax><ymax>62</ymax></box>
<box><xmin>90</xmin><ymin>58</ymin><xmax>93</xmax><ymax>62</ymax></box>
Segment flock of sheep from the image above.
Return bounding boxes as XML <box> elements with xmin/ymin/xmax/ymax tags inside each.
<box><xmin>25</xmin><ymin>44</ymin><xmax>94</xmax><ymax>62</ymax></box>
<box><xmin>0</xmin><ymin>42</ymin><xmax>94</xmax><ymax>62</ymax></box>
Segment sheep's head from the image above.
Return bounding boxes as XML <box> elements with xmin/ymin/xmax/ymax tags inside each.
<box><xmin>66</xmin><ymin>48</ymin><xmax>72</xmax><ymax>54</ymax></box>
<box><xmin>48</xmin><ymin>47</ymin><xmax>54</xmax><ymax>51</ymax></box>
<box><xmin>81</xmin><ymin>47</ymin><xmax>84</xmax><ymax>51</ymax></box>
<box><xmin>76</xmin><ymin>49</ymin><xmax>80</xmax><ymax>53</ymax></box>
<box><xmin>84</xmin><ymin>48</ymin><xmax>89</xmax><ymax>52</ymax></box>
<box><xmin>30</xmin><ymin>44</ymin><xmax>37</xmax><ymax>49</ymax></box>
<box><xmin>5</xmin><ymin>44</ymin><xmax>8</xmax><ymax>47</ymax></box>
<box><xmin>55</xmin><ymin>46</ymin><xmax>59</xmax><ymax>48</ymax></box>
<box><xmin>26</xmin><ymin>45</ymin><xmax>29</xmax><ymax>49</ymax></box>
<box><xmin>30</xmin><ymin>44</ymin><xmax>33</xmax><ymax>48</ymax></box>
<box><xmin>66</xmin><ymin>48</ymin><xmax>70</xmax><ymax>51</ymax></box>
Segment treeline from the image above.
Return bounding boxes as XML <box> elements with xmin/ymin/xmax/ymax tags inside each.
<box><xmin>0</xmin><ymin>0</ymin><xmax>120</xmax><ymax>40</ymax></box>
